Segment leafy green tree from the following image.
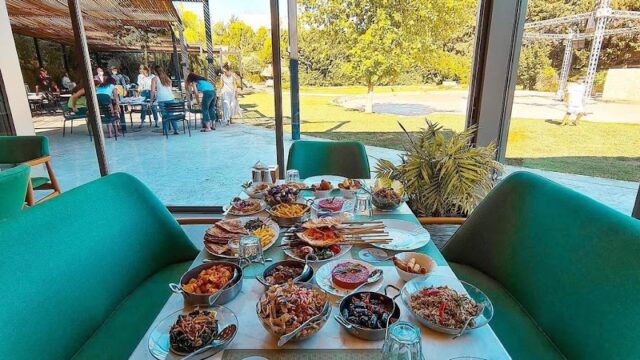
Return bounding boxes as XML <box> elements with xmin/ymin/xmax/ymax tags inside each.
<box><xmin>517</xmin><ymin>43</ymin><xmax>552</xmax><ymax>90</ymax></box>
<box><xmin>300</xmin><ymin>0</ymin><xmax>476</xmax><ymax>111</ymax></box>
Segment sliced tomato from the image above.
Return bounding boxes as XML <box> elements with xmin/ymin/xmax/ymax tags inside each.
<box><xmin>329</xmin><ymin>244</ymin><xmax>341</xmax><ymax>255</ymax></box>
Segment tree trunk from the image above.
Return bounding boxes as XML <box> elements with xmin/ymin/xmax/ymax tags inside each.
<box><xmin>365</xmin><ymin>82</ymin><xmax>374</xmax><ymax>113</ymax></box>
<box><xmin>144</xmin><ymin>47</ymin><xmax>149</xmax><ymax>66</ymax></box>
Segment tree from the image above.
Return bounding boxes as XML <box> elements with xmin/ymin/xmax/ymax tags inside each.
<box><xmin>300</xmin><ymin>0</ymin><xmax>476</xmax><ymax>112</ymax></box>
<box><xmin>517</xmin><ymin>43</ymin><xmax>552</xmax><ymax>90</ymax></box>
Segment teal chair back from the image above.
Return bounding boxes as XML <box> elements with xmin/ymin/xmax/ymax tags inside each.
<box><xmin>0</xmin><ymin>164</ymin><xmax>29</xmax><ymax>219</ymax></box>
<box><xmin>442</xmin><ymin>171</ymin><xmax>640</xmax><ymax>359</ymax></box>
<box><xmin>0</xmin><ymin>173</ymin><xmax>197</xmax><ymax>359</ymax></box>
<box><xmin>287</xmin><ymin>141</ymin><xmax>371</xmax><ymax>179</ymax></box>
<box><xmin>0</xmin><ymin>135</ymin><xmax>49</xmax><ymax>163</ymax></box>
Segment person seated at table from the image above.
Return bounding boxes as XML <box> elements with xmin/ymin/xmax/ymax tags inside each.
<box><xmin>111</xmin><ymin>66</ymin><xmax>127</xmax><ymax>87</ymax></box>
<box><xmin>67</xmin><ymin>80</ymin><xmax>100</xmax><ymax>115</ymax></box>
<box><xmin>151</xmin><ymin>65</ymin><xmax>179</xmax><ymax>135</ymax></box>
<box><xmin>61</xmin><ymin>72</ymin><xmax>76</xmax><ymax>93</ymax></box>
<box><xmin>138</xmin><ymin>65</ymin><xmax>159</xmax><ymax>128</ymax></box>
<box><xmin>94</xmin><ymin>67</ymin><xmax>105</xmax><ymax>84</ymax></box>
<box><xmin>185</xmin><ymin>72</ymin><xmax>216</xmax><ymax>132</ymax></box>
<box><xmin>96</xmin><ymin>74</ymin><xmax>121</xmax><ymax>138</ymax></box>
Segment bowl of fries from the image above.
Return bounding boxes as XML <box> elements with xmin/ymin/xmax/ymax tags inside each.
<box><xmin>268</xmin><ymin>201</ymin><xmax>312</xmax><ymax>227</ymax></box>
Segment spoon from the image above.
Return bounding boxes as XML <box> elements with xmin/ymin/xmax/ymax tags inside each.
<box><xmin>277</xmin><ymin>306</ymin><xmax>329</xmax><ymax>347</ymax></box>
<box><xmin>182</xmin><ymin>323</ymin><xmax>237</xmax><ymax>360</ymax></box>
<box><xmin>334</xmin><ymin>269</ymin><xmax>384</xmax><ymax>304</ymax></box>
<box><xmin>207</xmin><ymin>269</ymin><xmax>240</xmax><ymax>305</ymax></box>
<box><xmin>452</xmin><ymin>304</ymin><xmax>484</xmax><ymax>340</ymax></box>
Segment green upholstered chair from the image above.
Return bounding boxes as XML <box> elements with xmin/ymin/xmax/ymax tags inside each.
<box><xmin>0</xmin><ymin>173</ymin><xmax>198</xmax><ymax>360</ymax></box>
<box><xmin>286</xmin><ymin>140</ymin><xmax>371</xmax><ymax>179</ymax></box>
<box><xmin>0</xmin><ymin>136</ymin><xmax>61</xmax><ymax>206</ymax></box>
<box><xmin>442</xmin><ymin>171</ymin><xmax>640</xmax><ymax>359</ymax></box>
<box><xmin>0</xmin><ymin>164</ymin><xmax>29</xmax><ymax>219</ymax></box>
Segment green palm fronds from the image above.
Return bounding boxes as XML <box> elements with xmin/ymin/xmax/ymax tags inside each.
<box><xmin>374</xmin><ymin>120</ymin><xmax>503</xmax><ymax>217</ymax></box>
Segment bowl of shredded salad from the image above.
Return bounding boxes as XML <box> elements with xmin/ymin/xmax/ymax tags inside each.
<box><xmin>401</xmin><ymin>275</ymin><xmax>493</xmax><ymax>335</ymax></box>
<box><xmin>256</xmin><ymin>280</ymin><xmax>331</xmax><ymax>342</ymax></box>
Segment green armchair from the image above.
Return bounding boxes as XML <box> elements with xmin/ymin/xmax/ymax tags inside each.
<box><xmin>0</xmin><ymin>164</ymin><xmax>30</xmax><ymax>219</ymax></box>
<box><xmin>0</xmin><ymin>136</ymin><xmax>61</xmax><ymax>205</ymax></box>
<box><xmin>0</xmin><ymin>173</ymin><xmax>198</xmax><ymax>359</ymax></box>
<box><xmin>442</xmin><ymin>171</ymin><xmax>640</xmax><ymax>359</ymax></box>
<box><xmin>287</xmin><ymin>140</ymin><xmax>371</xmax><ymax>179</ymax></box>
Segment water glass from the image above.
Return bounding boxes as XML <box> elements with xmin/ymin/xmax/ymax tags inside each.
<box><xmin>354</xmin><ymin>193</ymin><xmax>373</xmax><ymax>217</ymax></box>
<box><xmin>286</xmin><ymin>169</ymin><xmax>300</xmax><ymax>183</ymax></box>
<box><xmin>239</xmin><ymin>234</ymin><xmax>264</xmax><ymax>265</ymax></box>
<box><xmin>382</xmin><ymin>321</ymin><xmax>423</xmax><ymax>360</ymax></box>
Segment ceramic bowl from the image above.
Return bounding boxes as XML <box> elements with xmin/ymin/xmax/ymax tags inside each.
<box><xmin>393</xmin><ymin>252</ymin><xmax>436</xmax><ymax>282</ymax></box>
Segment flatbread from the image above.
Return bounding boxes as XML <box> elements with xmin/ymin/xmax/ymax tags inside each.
<box><xmin>205</xmin><ymin>243</ymin><xmax>232</xmax><ymax>255</ymax></box>
<box><xmin>206</xmin><ymin>226</ymin><xmax>241</xmax><ymax>239</ymax></box>
<box><xmin>302</xmin><ymin>217</ymin><xmax>342</xmax><ymax>229</ymax></box>
<box><xmin>297</xmin><ymin>228</ymin><xmax>344</xmax><ymax>247</ymax></box>
<box><xmin>216</xmin><ymin>219</ymin><xmax>248</xmax><ymax>234</ymax></box>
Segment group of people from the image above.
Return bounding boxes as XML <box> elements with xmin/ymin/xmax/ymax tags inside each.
<box><xmin>185</xmin><ymin>63</ymin><xmax>242</xmax><ymax>132</ymax></box>
<box><xmin>60</xmin><ymin>61</ymin><xmax>242</xmax><ymax>137</ymax></box>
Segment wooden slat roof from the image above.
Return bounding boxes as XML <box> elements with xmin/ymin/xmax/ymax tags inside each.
<box><xmin>7</xmin><ymin>0</ymin><xmax>186</xmax><ymax>51</ymax></box>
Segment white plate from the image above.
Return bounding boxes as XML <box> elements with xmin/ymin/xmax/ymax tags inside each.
<box><xmin>373</xmin><ymin>219</ymin><xmax>431</xmax><ymax>251</ymax></box>
<box><xmin>205</xmin><ymin>217</ymin><xmax>280</xmax><ymax>259</ymax></box>
<box><xmin>310</xmin><ymin>199</ymin><xmax>354</xmax><ymax>219</ymax></box>
<box><xmin>283</xmin><ymin>243</ymin><xmax>352</xmax><ymax>263</ymax></box>
<box><xmin>303</xmin><ymin>175</ymin><xmax>346</xmax><ymax>188</ymax></box>
<box><xmin>148</xmin><ymin>305</ymin><xmax>238</xmax><ymax>359</ymax></box>
<box><xmin>315</xmin><ymin>259</ymin><xmax>382</xmax><ymax>297</ymax></box>
<box><xmin>226</xmin><ymin>199</ymin><xmax>267</xmax><ymax>216</ymax></box>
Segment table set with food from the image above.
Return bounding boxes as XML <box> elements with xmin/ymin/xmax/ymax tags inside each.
<box><xmin>132</xmin><ymin>171</ymin><xmax>510</xmax><ymax>360</ymax></box>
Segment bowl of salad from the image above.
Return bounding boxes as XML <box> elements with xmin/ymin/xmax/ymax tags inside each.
<box><xmin>371</xmin><ymin>178</ymin><xmax>406</xmax><ymax>211</ymax></box>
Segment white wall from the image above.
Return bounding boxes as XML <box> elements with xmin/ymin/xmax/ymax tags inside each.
<box><xmin>602</xmin><ymin>68</ymin><xmax>640</xmax><ymax>102</ymax></box>
<box><xmin>0</xmin><ymin>0</ymin><xmax>35</xmax><ymax>135</ymax></box>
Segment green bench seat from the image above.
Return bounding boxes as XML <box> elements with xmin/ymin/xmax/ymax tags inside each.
<box><xmin>443</xmin><ymin>172</ymin><xmax>640</xmax><ymax>359</ymax></box>
<box><xmin>0</xmin><ymin>173</ymin><xmax>198</xmax><ymax>360</ymax></box>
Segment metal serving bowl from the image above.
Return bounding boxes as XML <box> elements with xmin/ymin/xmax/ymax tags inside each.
<box><xmin>267</xmin><ymin>200</ymin><xmax>313</xmax><ymax>227</ymax></box>
<box><xmin>256</xmin><ymin>282</ymin><xmax>331</xmax><ymax>343</ymax></box>
<box><xmin>334</xmin><ymin>285</ymin><xmax>401</xmax><ymax>341</ymax></box>
<box><xmin>255</xmin><ymin>259</ymin><xmax>314</xmax><ymax>288</ymax></box>
<box><xmin>169</xmin><ymin>261</ymin><xmax>243</xmax><ymax>307</ymax></box>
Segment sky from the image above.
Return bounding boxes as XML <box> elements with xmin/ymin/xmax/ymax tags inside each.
<box><xmin>174</xmin><ymin>0</ymin><xmax>289</xmax><ymax>29</ymax></box>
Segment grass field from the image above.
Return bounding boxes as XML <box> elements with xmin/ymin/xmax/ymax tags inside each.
<box><xmin>239</xmin><ymin>90</ymin><xmax>640</xmax><ymax>182</ymax></box>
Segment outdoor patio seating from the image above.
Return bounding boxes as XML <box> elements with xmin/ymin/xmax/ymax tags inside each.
<box><xmin>158</xmin><ymin>100</ymin><xmax>190</xmax><ymax>138</ymax></box>
<box><xmin>287</xmin><ymin>140</ymin><xmax>371</xmax><ymax>179</ymax></box>
<box><xmin>442</xmin><ymin>171</ymin><xmax>640</xmax><ymax>359</ymax></box>
<box><xmin>97</xmin><ymin>94</ymin><xmax>122</xmax><ymax>140</ymax></box>
<box><xmin>0</xmin><ymin>164</ymin><xmax>29</xmax><ymax>220</ymax></box>
<box><xmin>0</xmin><ymin>135</ymin><xmax>61</xmax><ymax>206</ymax></box>
<box><xmin>60</xmin><ymin>102</ymin><xmax>89</xmax><ymax>138</ymax></box>
<box><xmin>0</xmin><ymin>173</ymin><xmax>198</xmax><ymax>360</ymax></box>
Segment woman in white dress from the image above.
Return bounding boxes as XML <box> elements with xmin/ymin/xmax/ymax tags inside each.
<box><xmin>220</xmin><ymin>63</ymin><xmax>242</xmax><ymax>124</ymax></box>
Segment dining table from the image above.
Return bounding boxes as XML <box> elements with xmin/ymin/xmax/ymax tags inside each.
<box><xmin>130</xmin><ymin>178</ymin><xmax>510</xmax><ymax>360</ymax></box>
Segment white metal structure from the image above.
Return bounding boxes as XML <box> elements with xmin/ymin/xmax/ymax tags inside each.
<box><xmin>523</xmin><ymin>0</ymin><xmax>640</xmax><ymax>98</ymax></box>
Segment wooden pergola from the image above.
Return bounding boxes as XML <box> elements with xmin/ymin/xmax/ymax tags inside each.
<box><xmin>7</xmin><ymin>0</ymin><xmax>180</xmax><ymax>51</ymax></box>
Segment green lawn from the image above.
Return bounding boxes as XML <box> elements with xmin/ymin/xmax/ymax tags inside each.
<box><xmin>239</xmin><ymin>90</ymin><xmax>640</xmax><ymax>182</ymax></box>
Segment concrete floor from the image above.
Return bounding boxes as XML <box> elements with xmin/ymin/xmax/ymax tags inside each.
<box><xmin>339</xmin><ymin>90</ymin><xmax>640</xmax><ymax>124</ymax></box>
<box><xmin>34</xmin><ymin>114</ymin><xmax>638</xmax><ymax>215</ymax></box>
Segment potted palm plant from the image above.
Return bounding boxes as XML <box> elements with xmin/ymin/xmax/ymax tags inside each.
<box><xmin>375</xmin><ymin>121</ymin><xmax>503</xmax><ymax>224</ymax></box>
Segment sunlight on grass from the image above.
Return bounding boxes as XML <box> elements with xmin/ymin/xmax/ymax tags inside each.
<box><xmin>239</xmin><ymin>91</ymin><xmax>640</xmax><ymax>181</ymax></box>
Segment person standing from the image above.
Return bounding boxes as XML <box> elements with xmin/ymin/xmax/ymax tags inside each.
<box><xmin>220</xmin><ymin>63</ymin><xmax>242</xmax><ymax>124</ymax></box>
<box><xmin>138</xmin><ymin>66</ymin><xmax>159</xmax><ymax>127</ymax></box>
<box><xmin>185</xmin><ymin>72</ymin><xmax>217</xmax><ymax>132</ymax></box>
<box><xmin>561</xmin><ymin>78</ymin><xmax>587</xmax><ymax>126</ymax></box>
<box><xmin>150</xmin><ymin>66</ymin><xmax>179</xmax><ymax>135</ymax></box>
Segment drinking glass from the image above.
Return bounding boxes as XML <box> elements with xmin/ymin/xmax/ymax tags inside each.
<box><xmin>354</xmin><ymin>193</ymin><xmax>372</xmax><ymax>217</ymax></box>
<box><xmin>382</xmin><ymin>321</ymin><xmax>423</xmax><ymax>360</ymax></box>
<box><xmin>239</xmin><ymin>234</ymin><xmax>264</xmax><ymax>265</ymax></box>
<box><xmin>286</xmin><ymin>169</ymin><xmax>300</xmax><ymax>183</ymax></box>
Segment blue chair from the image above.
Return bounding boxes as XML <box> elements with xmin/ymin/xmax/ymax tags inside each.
<box><xmin>60</xmin><ymin>102</ymin><xmax>90</xmax><ymax>139</ymax></box>
<box><xmin>287</xmin><ymin>140</ymin><xmax>371</xmax><ymax>179</ymax></box>
<box><xmin>97</xmin><ymin>94</ymin><xmax>123</xmax><ymax>140</ymax></box>
<box><xmin>159</xmin><ymin>100</ymin><xmax>190</xmax><ymax>138</ymax></box>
